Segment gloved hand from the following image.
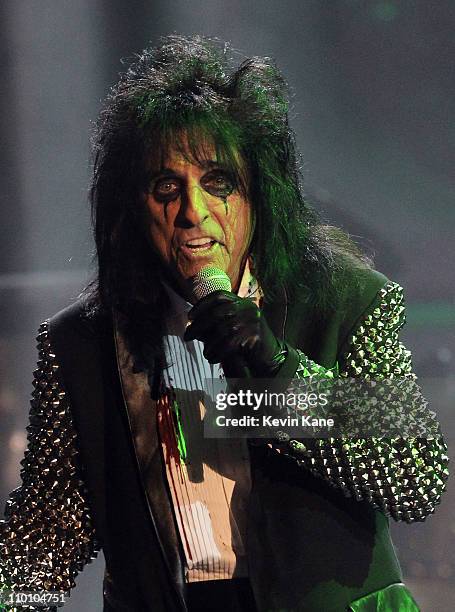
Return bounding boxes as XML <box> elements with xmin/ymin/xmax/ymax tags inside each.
<box><xmin>183</xmin><ymin>290</ymin><xmax>287</xmax><ymax>377</ymax></box>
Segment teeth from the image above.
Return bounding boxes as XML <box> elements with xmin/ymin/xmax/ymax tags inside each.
<box><xmin>186</xmin><ymin>238</ymin><xmax>214</xmax><ymax>247</ymax></box>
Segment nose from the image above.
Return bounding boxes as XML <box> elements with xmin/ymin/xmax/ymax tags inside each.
<box><xmin>177</xmin><ymin>184</ymin><xmax>210</xmax><ymax>227</ymax></box>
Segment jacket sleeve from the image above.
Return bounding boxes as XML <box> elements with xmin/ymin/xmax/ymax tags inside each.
<box><xmin>0</xmin><ymin>321</ymin><xmax>101</xmax><ymax>611</ymax></box>
<box><xmin>269</xmin><ymin>280</ymin><xmax>450</xmax><ymax>523</ymax></box>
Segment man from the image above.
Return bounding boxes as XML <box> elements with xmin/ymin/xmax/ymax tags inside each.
<box><xmin>0</xmin><ymin>35</ymin><xmax>449</xmax><ymax>611</ymax></box>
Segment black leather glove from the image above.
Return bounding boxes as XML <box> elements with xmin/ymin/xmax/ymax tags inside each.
<box><xmin>183</xmin><ymin>290</ymin><xmax>287</xmax><ymax>377</ymax></box>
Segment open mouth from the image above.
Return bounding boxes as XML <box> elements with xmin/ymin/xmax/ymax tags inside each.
<box><xmin>179</xmin><ymin>238</ymin><xmax>220</xmax><ymax>258</ymax></box>
<box><xmin>184</xmin><ymin>238</ymin><xmax>217</xmax><ymax>250</ymax></box>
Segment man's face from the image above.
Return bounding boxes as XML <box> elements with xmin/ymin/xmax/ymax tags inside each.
<box><xmin>144</xmin><ymin>138</ymin><xmax>254</xmax><ymax>298</ymax></box>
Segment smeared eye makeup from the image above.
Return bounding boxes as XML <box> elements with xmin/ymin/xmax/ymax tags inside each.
<box><xmin>148</xmin><ymin>165</ymin><xmax>237</xmax><ymax>204</ymax></box>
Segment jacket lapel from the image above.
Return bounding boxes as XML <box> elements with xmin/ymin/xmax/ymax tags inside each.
<box><xmin>113</xmin><ymin>317</ymin><xmax>187</xmax><ymax>606</ymax></box>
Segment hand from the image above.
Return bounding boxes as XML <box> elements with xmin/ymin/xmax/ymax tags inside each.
<box><xmin>183</xmin><ymin>290</ymin><xmax>287</xmax><ymax>377</ymax></box>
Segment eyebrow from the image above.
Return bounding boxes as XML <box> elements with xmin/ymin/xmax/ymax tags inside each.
<box><xmin>149</xmin><ymin>160</ymin><xmax>228</xmax><ymax>180</ymax></box>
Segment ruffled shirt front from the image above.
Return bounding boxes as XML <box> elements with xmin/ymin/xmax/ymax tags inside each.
<box><xmin>157</xmin><ymin>261</ymin><xmax>261</xmax><ymax>582</ymax></box>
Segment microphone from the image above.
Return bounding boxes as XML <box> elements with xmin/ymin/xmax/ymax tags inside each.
<box><xmin>190</xmin><ymin>266</ymin><xmax>232</xmax><ymax>299</ymax></box>
<box><xmin>189</xmin><ymin>266</ymin><xmax>250</xmax><ymax>379</ymax></box>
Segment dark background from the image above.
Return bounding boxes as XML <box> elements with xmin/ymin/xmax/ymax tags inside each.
<box><xmin>1</xmin><ymin>1</ymin><xmax>454</xmax><ymax>610</ymax></box>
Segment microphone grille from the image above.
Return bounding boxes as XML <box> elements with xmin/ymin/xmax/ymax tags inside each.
<box><xmin>191</xmin><ymin>267</ymin><xmax>232</xmax><ymax>300</ymax></box>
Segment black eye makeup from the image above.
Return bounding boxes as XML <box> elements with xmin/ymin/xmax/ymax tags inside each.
<box><xmin>200</xmin><ymin>170</ymin><xmax>235</xmax><ymax>198</ymax></box>
<box><xmin>152</xmin><ymin>177</ymin><xmax>181</xmax><ymax>202</ymax></box>
<box><xmin>148</xmin><ymin>167</ymin><xmax>236</xmax><ymax>203</ymax></box>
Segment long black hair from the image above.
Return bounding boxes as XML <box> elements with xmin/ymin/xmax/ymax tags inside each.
<box><xmin>85</xmin><ymin>34</ymin><xmax>371</xmax><ymax>360</ymax></box>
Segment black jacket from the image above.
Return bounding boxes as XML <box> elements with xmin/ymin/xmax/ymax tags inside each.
<box><xmin>0</xmin><ymin>266</ymin><xmax>449</xmax><ymax>611</ymax></box>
